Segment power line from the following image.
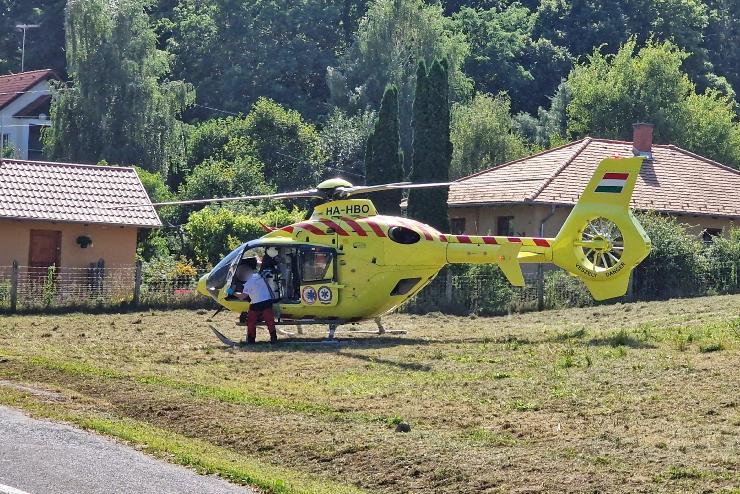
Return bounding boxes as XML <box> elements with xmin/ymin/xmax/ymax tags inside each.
<box><xmin>193</xmin><ymin>103</ymin><xmax>241</xmax><ymax>116</ymax></box>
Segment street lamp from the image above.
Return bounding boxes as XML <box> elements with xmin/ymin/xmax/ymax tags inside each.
<box><xmin>15</xmin><ymin>24</ymin><xmax>40</xmax><ymax>72</ymax></box>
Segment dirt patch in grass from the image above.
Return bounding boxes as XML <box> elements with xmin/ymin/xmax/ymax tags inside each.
<box><xmin>1</xmin><ymin>295</ymin><xmax>739</xmax><ymax>493</ymax></box>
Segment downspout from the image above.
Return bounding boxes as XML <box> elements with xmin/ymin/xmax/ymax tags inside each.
<box><xmin>537</xmin><ymin>205</ymin><xmax>557</xmax><ymax>310</ymax></box>
<box><xmin>539</xmin><ymin>205</ymin><xmax>557</xmax><ymax>238</ymax></box>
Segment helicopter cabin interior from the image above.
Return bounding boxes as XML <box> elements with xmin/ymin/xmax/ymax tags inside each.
<box><xmin>206</xmin><ymin>242</ymin><xmax>338</xmax><ymax>306</ymax></box>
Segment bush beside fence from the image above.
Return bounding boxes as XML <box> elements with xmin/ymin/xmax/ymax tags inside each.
<box><xmin>0</xmin><ymin>261</ymin><xmax>211</xmax><ymax>312</ymax></box>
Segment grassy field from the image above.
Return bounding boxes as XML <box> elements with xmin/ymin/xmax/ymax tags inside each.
<box><xmin>0</xmin><ymin>295</ymin><xmax>739</xmax><ymax>493</ymax></box>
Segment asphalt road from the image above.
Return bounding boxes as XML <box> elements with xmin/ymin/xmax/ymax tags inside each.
<box><xmin>0</xmin><ymin>406</ymin><xmax>254</xmax><ymax>494</ymax></box>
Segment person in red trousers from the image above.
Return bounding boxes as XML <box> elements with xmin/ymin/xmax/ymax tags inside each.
<box><xmin>232</xmin><ymin>257</ymin><xmax>278</xmax><ymax>344</ymax></box>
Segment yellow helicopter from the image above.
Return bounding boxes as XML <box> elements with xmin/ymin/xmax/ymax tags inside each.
<box><xmin>143</xmin><ymin>155</ymin><xmax>650</xmax><ymax>344</ymax></box>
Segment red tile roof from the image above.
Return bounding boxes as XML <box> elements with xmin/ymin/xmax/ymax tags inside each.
<box><xmin>0</xmin><ymin>159</ymin><xmax>162</xmax><ymax>227</ymax></box>
<box><xmin>0</xmin><ymin>69</ymin><xmax>58</xmax><ymax>110</ymax></box>
<box><xmin>449</xmin><ymin>138</ymin><xmax>740</xmax><ymax>219</ymax></box>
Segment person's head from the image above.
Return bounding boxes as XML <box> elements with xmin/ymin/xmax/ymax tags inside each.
<box><xmin>236</xmin><ymin>257</ymin><xmax>258</xmax><ymax>281</ymax></box>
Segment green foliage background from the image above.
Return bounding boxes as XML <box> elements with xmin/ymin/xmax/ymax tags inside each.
<box><xmin>2</xmin><ymin>0</ymin><xmax>739</xmax><ymax>272</ymax></box>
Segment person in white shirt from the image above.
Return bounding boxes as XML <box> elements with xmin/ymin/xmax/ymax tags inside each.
<box><xmin>232</xmin><ymin>257</ymin><xmax>277</xmax><ymax>344</ymax></box>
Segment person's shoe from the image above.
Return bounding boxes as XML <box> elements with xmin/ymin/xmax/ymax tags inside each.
<box><xmin>270</xmin><ymin>333</ymin><xmax>278</xmax><ymax>344</ymax></box>
<box><xmin>247</xmin><ymin>336</ymin><xmax>256</xmax><ymax>345</ymax></box>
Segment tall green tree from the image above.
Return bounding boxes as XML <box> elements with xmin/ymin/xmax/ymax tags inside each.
<box><xmin>407</xmin><ymin>60</ymin><xmax>451</xmax><ymax>231</ymax></box>
<box><xmin>243</xmin><ymin>98</ymin><xmax>327</xmax><ymax>192</ymax></box>
<box><xmin>706</xmin><ymin>0</ymin><xmax>740</xmax><ymax>96</ymax></box>
<box><xmin>162</xmin><ymin>0</ymin><xmax>349</xmax><ymax>120</ymax></box>
<box><xmin>566</xmin><ymin>39</ymin><xmax>740</xmax><ymax>168</ymax></box>
<box><xmin>451</xmin><ymin>93</ymin><xmax>528</xmax><ymax>179</ymax></box>
<box><xmin>329</xmin><ymin>0</ymin><xmax>470</xmax><ymax>172</ymax></box>
<box><xmin>43</xmin><ymin>0</ymin><xmax>194</xmax><ymax>177</ymax></box>
<box><xmin>365</xmin><ymin>85</ymin><xmax>404</xmax><ymax>214</ymax></box>
<box><xmin>452</xmin><ymin>4</ymin><xmax>571</xmax><ymax>114</ymax></box>
<box><xmin>320</xmin><ymin>107</ymin><xmax>375</xmax><ymax>182</ymax></box>
<box><xmin>515</xmin><ymin>80</ymin><xmax>572</xmax><ymax>148</ymax></box>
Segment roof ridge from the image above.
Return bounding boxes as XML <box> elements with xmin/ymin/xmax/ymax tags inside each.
<box><xmin>454</xmin><ymin>138</ymin><xmax>587</xmax><ymax>182</ymax></box>
<box><xmin>588</xmin><ymin>136</ymin><xmax>677</xmax><ymax>149</ymax></box>
<box><xmin>664</xmin><ymin>144</ymin><xmax>740</xmax><ymax>176</ymax></box>
<box><xmin>0</xmin><ymin>158</ymin><xmax>137</xmax><ymax>172</ymax></box>
<box><xmin>527</xmin><ymin>137</ymin><xmax>592</xmax><ymax>201</ymax></box>
<box><xmin>0</xmin><ymin>69</ymin><xmax>55</xmax><ymax>80</ymax></box>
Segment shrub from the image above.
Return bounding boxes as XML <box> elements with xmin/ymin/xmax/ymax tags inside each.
<box><xmin>632</xmin><ymin>213</ymin><xmax>707</xmax><ymax>300</ymax></box>
<box><xmin>704</xmin><ymin>227</ymin><xmax>740</xmax><ymax>294</ymax></box>
<box><xmin>184</xmin><ymin>206</ymin><xmax>305</xmax><ymax>265</ymax></box>
<box><xmin>543</xmin><ymin>270</ymin><xmax>593</xmax><ymax>309</ymax></box>
<box><xmin>454</xmin><ymin>264</ymin><xmax>514</xmax><ymax>316</ymax></box>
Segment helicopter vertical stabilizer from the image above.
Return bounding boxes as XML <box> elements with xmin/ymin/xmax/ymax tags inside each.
<box><xmin>551</xmin><ymin>156</ymin><xmax>651</xmax><ymax>300</ymax></box>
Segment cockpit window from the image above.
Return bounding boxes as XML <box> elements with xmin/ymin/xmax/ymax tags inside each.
<box><xmin>388</xmin><ymin>226</ymin><xmax>421</xmax><ymax>244</ymax></box>
<box><xmin>300</xmin><ymin>248</ymin><xmax>335</xmax><ymax>283</ymax></box>
<box><xmin>206</xmin><ymin>243</ymin><xmax>246</xmax><ymax>291</ymax></box>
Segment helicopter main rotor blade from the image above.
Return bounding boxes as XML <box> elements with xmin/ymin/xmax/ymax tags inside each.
<box><xmin>103</xmin><ymin>189</ymin><xmax>323</xmax><ymax>209</ymax></box>
<box><xmin>338</xmin><ymin>182</ymin><xmax>453</xmax><ymax>196</ymax></box>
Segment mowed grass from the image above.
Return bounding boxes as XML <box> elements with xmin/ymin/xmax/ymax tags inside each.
<box><xmin>1</xmin><ymin>295</ymin><xmax>739</xmax><ymax>493</ymax></box>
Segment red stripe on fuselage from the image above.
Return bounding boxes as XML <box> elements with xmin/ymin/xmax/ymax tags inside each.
<box><xmin>438</xmin><ymin>234</ymin><xmax>448</xmax><ymax>242</ymax></box>
<box><xmin>296</xmin><ymin>222</ymin><xmax>326</xmax><ymax>235</ymax></box>
<box><xmin>533</xmin><ymin>238</ymin><xmax>550</xmax><ymax>247</ymax></box>
<box><xmin>281</xmin><ymin>225</ymin><xmax>294</xmax><ymax>233</ymax></box>
<box><xmin>364</xmin><ymin>220</ymin><xmax>386</xmax><ymax>237</ymax></box>
<box><xmin>400</xmin><ymin>218</ymin><xmax>433</xmax><ymax>240</ymax></box>
<box><xmin>482</xmin><ymin>236</ymin><xmax>497</xmax><ymax>244</ymax></box>
<box><xmin>602</xmin><ymin>172</ymin><xmax>629</xmax><ymax>180</ymax></box>
<box><xmin>319</xmin><ymin>218</ymin><xmax>349</xmax><ymax>236</ymax></box>
<box><xmin>456</xmin><ymin>235</ymin><xmax>472</xmax><ymax>243</ymax></box>
<box><xmin>339</xmin><ymin>216</ymin><xmax>368</xmax><ymax>236</ymax></box>
<box><xmin>508</xmin><ymin>237</ymin><xmax>522</xmax><ymax>243</ymax></box>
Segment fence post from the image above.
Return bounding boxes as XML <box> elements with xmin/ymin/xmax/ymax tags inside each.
<box><xmin>133</xmin><ymin>260</ymin><xmax>142</xmax><ymax>306</ymax></box>
<box><xmin>627</xmin><ymin>271</ymin><xmax>635</xmax><ymax>302</ymax></box>
<box><xmin>10</xmin><ymin>260</ymin><xmax>18</xmax><ymax>313</ymax></box>
<box><xmin>445</xmin><ymin>269</ymin><xmax>453</xmax><ymax>306</ymax></box>
<box><xmin>536</xmin><ymin>265</ymin><xmax>545</xmax><ymax>311</ymax></box>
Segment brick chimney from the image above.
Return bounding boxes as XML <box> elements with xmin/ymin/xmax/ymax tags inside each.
<box><xmin>632</xmin><ymin>122</ymin><xmax>654</xmax><ymax>159</ymax></box>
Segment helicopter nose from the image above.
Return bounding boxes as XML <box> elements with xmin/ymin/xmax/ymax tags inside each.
<box><xmin>196</xmin><ymin>274</ymin><xmax>209</xmax><ymax>297</ymax></box>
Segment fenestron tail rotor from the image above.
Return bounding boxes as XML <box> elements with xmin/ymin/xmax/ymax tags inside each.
<box><xmin>576</xmin><ymin>217</ymin><xmax>625</xmax><ymax>272</ymax></box>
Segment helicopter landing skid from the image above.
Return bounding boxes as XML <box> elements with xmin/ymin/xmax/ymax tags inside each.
<box><xmin>210</xmin><ymin>324</ymin><xmax>341</xmax><ymax>347</ymax></box>
<box><xmin>210</xmin><ymin>325</ymin><xmax>240</xmax><ymax>348</ymax></box>
<box><xmin>349</xmin><ymin>317</ymin><xmax>407</xmax><ymax>336</ymax></box>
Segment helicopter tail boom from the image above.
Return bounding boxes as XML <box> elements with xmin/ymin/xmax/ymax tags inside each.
<box><xmin>444</xmin><ymin>156</ymin><xmax>650</xmax><ymax>300</ymax></box>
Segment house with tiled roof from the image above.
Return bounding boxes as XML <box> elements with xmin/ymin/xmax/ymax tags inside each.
<box><xmin>447</xmin><ymin>124</ymin><xmax>739</xmax><ymax>247</ymax></box>
<box><xmin>0</xmin><ymin>69</ymin><xmax>59</xmax><ymax>160</ymax></box>
<box><xmin>0</xmin><ymin>158</ymin><xmax>160</xmax><ymax>274</ymax></box>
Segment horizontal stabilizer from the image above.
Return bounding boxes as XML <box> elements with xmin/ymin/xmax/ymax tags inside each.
<box><xmin>497</xmin><ymin>242</ymin><xmax>525</xmax><ymax>287</ymax></box>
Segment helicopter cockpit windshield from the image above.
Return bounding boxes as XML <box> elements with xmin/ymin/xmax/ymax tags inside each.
<box><xmin>205</xmin><ymin>243</ymin><xmax>247</xmax><ymax>293</ymax></box>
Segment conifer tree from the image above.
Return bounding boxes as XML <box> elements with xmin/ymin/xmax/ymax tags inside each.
<box><xmin>365</xmin><ymin>85</ymin><xmax>404</xmax><ymax>214</ymax></box>
<box><xmin>408</xmin><ymin>60</ymin><xmax>451</xmax><ymax>231</ymax></box>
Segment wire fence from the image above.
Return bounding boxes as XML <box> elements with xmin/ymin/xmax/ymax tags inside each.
<box><xmin>0</xmin><ymin>263</ymin><xmax>207</xmax><ymax>312</ymax></box>
<box><xmin>0</xmin><ymin>259</ymin><xmax>737</xmax><ymax>314</ymax></box>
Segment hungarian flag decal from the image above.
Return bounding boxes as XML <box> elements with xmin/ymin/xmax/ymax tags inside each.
<box><xmin>595</xmin><ymin>172</ymin><xmax>629</xmax><ymax>193</ymax></box>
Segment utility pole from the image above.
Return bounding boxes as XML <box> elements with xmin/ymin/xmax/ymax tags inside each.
<box><xmin>15</xmin><ymin>24</ymin><xmax>40</xmax><ymax>72</ymax></box>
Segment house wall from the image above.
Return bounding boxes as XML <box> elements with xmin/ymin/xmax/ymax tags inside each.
<box><xmin>448</xmin><ymin>205</ymin><xmax>737</xmax><ymax>238</ymax></box>
<box><xmin>0</xmin><ymin>219</ymin><xmax>138</xmax><ymax>269</ymax></box>
<box><xmin>0</xmin><ymin>79</ymin><xmax>52</xmax><ymax>159</ymax></box>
